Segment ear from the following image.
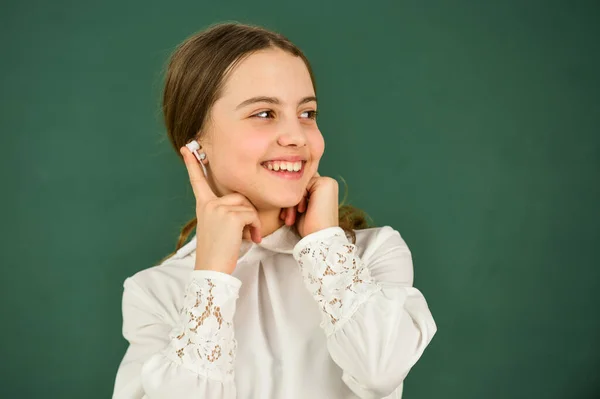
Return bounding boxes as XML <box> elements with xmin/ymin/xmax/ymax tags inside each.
<box><xmin>196</xmin><ymin>132</ymin><xmax>214</xmax><ymax>160</ymax></box>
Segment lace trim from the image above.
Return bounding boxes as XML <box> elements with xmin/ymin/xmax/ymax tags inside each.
<box><xmin>163</xmin><ymin>274</ymin><xmax>239</xmax><ymax>381</ymax></box>
<box><xmin>294</xmin><ymin>229</ymin><xmax>382</xmax><ymax>336</ymax></box>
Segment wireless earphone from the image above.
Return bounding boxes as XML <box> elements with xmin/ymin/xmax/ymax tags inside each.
<box><xmin>185</xmin><ymin>140</ymin><xmax>208</xmax><ymax>177</ymax></box>
<box><xmin>185</xmin><ymin>140</ymin><xmax>205</xmax><ymax>162</ymax></box>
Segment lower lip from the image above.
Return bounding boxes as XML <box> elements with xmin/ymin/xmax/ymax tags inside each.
<box><xmin>262</xmin><ymin>164</ymin><xmax>305</xmax><ymax>180</ymax></box>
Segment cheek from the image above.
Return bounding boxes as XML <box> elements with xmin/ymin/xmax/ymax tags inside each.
<box><xmin>211</xmin><ymin>130</ymin><xmax>269</xmax><ymax>190</ymax></box>
<box><xmin>229</xmin><ymin>132</ymin><xmax>270</xmax><ymax>165</ymax></box>
<box><xmin>309</xmin><ymin>129</ymin><xmax>325</xmax><ymax>161</ymax></box>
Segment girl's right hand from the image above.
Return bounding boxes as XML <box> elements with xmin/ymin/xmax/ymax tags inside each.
<box><xmin>180</xmin><ymin>146</ymin><xmax>262</xmax><ymax>274</ymax></box>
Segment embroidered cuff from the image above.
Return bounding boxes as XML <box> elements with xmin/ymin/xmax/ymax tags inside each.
<box><xmin>163</xmin><ymin>270</ymin><xmax>241</xmax><ymax>381</ymax></box>
<box><xmin>293</xmin><ymin>227</ymin><xmax>382</xmax><ymax>336</ymax></box>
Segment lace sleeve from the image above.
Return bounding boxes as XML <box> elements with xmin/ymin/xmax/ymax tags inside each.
<box><xmin>162</xmin><ymin>270</ymin><xmax>241</xmax><ymax>382</ymax></box>
<box><xmin>293</xmin><ymin>227</ymin><xmax>382</xmax><ymax>336</ymax></box>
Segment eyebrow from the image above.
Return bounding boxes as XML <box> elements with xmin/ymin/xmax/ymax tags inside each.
<box><xmin>235</xmin><ymin>95</ymin><xmax>317</xmax><ymax>110</ymax></box>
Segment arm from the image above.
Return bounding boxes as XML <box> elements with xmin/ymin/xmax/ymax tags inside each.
<box><xmin>112</xmin><ymin>270</ymin><xmax>240</xmax><ymax>399</ymax></box>
<box><xmin>293</xmin><ymin>226</ymin><xmax>437</xmax><ymax>399</ymax></box>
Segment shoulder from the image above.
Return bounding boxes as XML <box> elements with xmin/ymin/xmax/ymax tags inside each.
<box><xmin>353</xmin><ymin>225</ymin><xmax>411</xmax><ymax>258</ymax></box>
<box><xmin>125</xmin><ymin>233</ymin><xmax>198</xmax><ymax>292</ymax></box>
<box><xmin>122</xmin><ymin>252</ymin><xmax>195</xmax><ymax>311</ymax></box>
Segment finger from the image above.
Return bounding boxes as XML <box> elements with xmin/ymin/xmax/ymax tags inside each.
<box><xmin>236</xmin><ymin>210</ymin><xmax>262</xmax><ymax>243</ymax></box>
<box><xmin>280</xmin><ymin>208</ymin><xmax>286</xmax><ymax>220</ymax></box>
<box><xmin>218</xmin><ymin>193</ymin><xmax>259</xmax><ymax>207</ymax></box>
<box><xmin>242</xmin><ymin>225</ymin><xmax>262</xmax><ymax>244</ymax></box>
<box><xmin>303</xmin><ymin>176</ymin><xmax>318</xmax><ymax>198</ymax></box>
<box><xmin>284</xmin><ymin>206</ymin><xmax>296</xmax><ymax>226</ymax></box>
<box><xmin>250</xmin><ymin>225</ymin><xmax>262</xmax><ymax>243</ymax></box>
<box><xmin>304</xmin><ymin>172</ymin><xmax>329</xmax><ymax>197</ymax></box>
<box><xmin>180</xmin><ymin>146</ymin><xmax>216</xmax><ymax>205</ymax></box>
<box><xmin>217</xmin><ymin>194</ymin><xmax>261</xmax><ymax>244</ymax></box>
<box><xmin>298</xmin><ymin>196</ymin><xmax>307</xmax><ymax>213</ymax></box>
<box><xmin>218</xmin><ymin>205</ymin><xmax>257</xmax><ymax>214</ymax></box>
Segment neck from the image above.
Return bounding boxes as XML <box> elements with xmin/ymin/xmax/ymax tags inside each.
<box><xmin>242</xmin><ymin>208</ymin><xmax>286</xmax><ymax>241</ymax></box>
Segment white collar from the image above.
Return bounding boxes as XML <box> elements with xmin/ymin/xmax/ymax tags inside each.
<box><xmin>169</xmin><ymin>224</ymin><xmax>302</xmax><ymax>261</ymax></box>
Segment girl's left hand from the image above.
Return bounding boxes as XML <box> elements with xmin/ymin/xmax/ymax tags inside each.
<box><xmin>280</xmin><ymin>172</ymin><xmax>339</xmax><ymax>238</ymax></box>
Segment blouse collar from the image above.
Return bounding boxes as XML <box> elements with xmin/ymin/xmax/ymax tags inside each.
<box><xmin>169</xmin><ymin>223</ymin><xmax>302</xmax><ymax>262</ymax></box>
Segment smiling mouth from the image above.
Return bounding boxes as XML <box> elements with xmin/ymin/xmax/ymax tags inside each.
<box><xmin>260</xmin><ymin>160</ymin><xmax>306</xmax><ymax>180</ymax></box>
<box><xmin>260</xmin><ymin>160</ymin><xmax>305</xmax><ymax>173</ymax></box>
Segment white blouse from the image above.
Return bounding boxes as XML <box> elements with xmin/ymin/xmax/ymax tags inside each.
<box><xmin>112</xmin><ymin>224</ymin><xmax>437</xmax><ymax>399</ymax></box>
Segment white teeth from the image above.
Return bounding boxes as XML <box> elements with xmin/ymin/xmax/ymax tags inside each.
<box><xmin>263</xmin><ymin>160</ymin><xmax>303</xmax><ymax>172</ymax></box>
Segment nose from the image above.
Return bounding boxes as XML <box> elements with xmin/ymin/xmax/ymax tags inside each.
<box><xmin>277</xmin><ymin>118</ymin><xmax>307</xmax><ymax>147</ymax></box>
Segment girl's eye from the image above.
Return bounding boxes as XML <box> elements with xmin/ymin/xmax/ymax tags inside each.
<box><xmin>253</xmin><ymin>110</ymin><xmax>275</xmax><ymax>119</ymax></box>
<box><xmin>300</xmin><ymin>110</ymin><xmax>318</xmax><ymax>120</ymax></box>
<box><xmin>252</xmin><ymin>110</ymin><xmax>318</xmax><ymax>120</ymax></box>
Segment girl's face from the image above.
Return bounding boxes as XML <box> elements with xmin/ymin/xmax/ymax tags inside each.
<box><xmin>202</xmin><ymin>48</ymin><xmax>325</xmax><ymax>211</ymax></box>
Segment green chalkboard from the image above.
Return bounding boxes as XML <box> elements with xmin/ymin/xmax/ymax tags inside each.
<box><xmin>1</xmin><ymin>1</ymin><xmax>598</xmax><ymax>398</ymax></box>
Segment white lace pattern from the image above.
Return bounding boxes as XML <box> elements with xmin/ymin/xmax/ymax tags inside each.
<box><xmin>294</xmin><ymin>228</ymin><xmax>382</xmax><ymax>336</ymax></box>
<box><xmin>163</xmin><ymin>272</ymin><xmax>240</xmax><ymax>381</ymax></box>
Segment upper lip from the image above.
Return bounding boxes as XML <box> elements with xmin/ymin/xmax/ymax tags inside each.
<box><xmin>262</xmin><ymin>156</ymin><xmax>307</xmax><ymax>163</ymax></box>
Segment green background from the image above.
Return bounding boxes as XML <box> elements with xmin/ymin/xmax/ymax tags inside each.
<box><xmin>1</xmin><ymin>1</ymin><xmax>598</xmax><ymax>398</ymax></box>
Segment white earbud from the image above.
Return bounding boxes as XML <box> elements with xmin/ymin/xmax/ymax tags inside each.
<box><xmin>185</xmin><ymin>140</ymin><xmax>203</xmax><ymax>161</ymax></box>
<box><xmin>185</xmin><ymin>140</ymin><xmax>208</xmax><ymax>177</ymax></box>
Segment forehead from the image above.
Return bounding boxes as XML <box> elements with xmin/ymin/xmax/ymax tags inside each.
<box><xmin>219</xmin><ymin>48</ymin><xmax>314</xmax><ymax>102</ymax></box>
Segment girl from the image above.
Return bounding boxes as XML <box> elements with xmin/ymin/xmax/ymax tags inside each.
<box><xmin>112</xmin><ymin>22</ymin><xmax>437</xmax><ymax>399</ymax></box>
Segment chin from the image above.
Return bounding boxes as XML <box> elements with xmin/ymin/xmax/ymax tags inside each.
<box><xmin>260</xmin><ymin>190</ymin><xmax>304</xmax><ymax>209</ymax></box>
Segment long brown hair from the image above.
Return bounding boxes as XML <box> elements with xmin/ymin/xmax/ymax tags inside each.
<box><xmin>160</xmin><ymin>22</ymin><xmax>372</xmax><ymax>263</ymax></box>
